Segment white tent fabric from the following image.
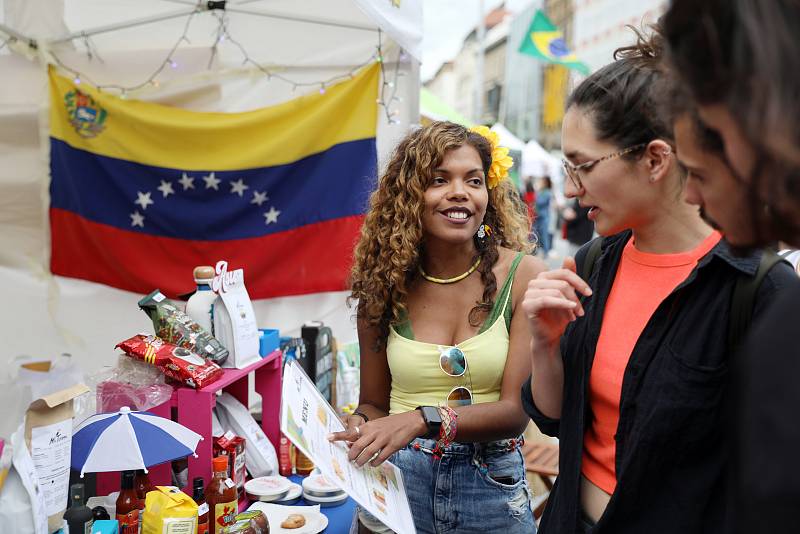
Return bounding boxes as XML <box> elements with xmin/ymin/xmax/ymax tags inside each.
<box><xmin>0</xmin><ymin>0</ymin><xmax>421</xmax><ymax>374</ymax></box>
<box><xmin>521</xmin><ymin>139</ymin><xmax>561</xmax><ymax>180</ymax></box>
<box><xmin>490</xmin><ymin>123</ymin><xmax>526</xmax><ymax>152</ymax></box>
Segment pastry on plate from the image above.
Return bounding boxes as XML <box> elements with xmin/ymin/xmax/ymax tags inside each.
<box><xmin>281</xmin><ymin>513</ymin><xmax>307</xmax><ymax>529</ymax></box>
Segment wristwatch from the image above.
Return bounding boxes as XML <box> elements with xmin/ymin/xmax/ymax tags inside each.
<box><xmin>416</xmin><ymin>406</ymin><xmax>443</xmax><ymax>439</ymax></box>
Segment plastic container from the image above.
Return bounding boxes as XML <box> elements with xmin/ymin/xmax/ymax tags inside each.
<box><xmin>244</xmin><ymin>476</ymin><xmax>291</xmax><ymax>503</ymax></box>
<box><xmin>258</xmin><ymin>329</ymin><xmax>280</xmax><ymax>357</ymax></box>
<box><xmin>301</xmin><ymin>473</ymin><xmax>343</xmax><ymax>498</ymax></box>
<box><xmin>272</xmin><ymin>482</ymin><xmax>302</xmax><ymax>506</ymax></box>
<box><xmin>301</xmin><ymin>491</ymin><xmax>348</xmax><ymax>507</ymax></box>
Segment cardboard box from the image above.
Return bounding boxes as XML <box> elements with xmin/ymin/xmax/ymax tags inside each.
<box><xmin>24</xmin><ymin>381</ymin><xmax>89</xmax><ymax>533</ymax></box>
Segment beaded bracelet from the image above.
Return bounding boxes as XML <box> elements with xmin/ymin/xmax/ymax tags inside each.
<box><xmin>432</xmin><ymin>406</ymin><xmax>458</xmax><ymax>460</ymax></box>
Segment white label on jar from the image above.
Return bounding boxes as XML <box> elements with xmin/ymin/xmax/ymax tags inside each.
<box><xmin>153</xmin><ymin>292</ymin><xmax>166</xmax><ymax>302</ymax></box>
<box><xmin>197</xmin><ymin>502</ymin><xmax>209</xmax><ymax>515</ymax></box>
<box><xmin>224</xmin><ymin>478</ymin><xmax>235</xmax><ymax>489</ymax></box>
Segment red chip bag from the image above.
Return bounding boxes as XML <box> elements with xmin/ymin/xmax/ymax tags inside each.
<box><xmin>116</xmin><ymin>334</ymin><xmax>224</xmax><ymax>389</ymax></box>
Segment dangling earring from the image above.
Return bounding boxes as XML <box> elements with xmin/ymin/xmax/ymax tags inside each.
<box><xmin>476</xmin><ymin>222</ymin><xmax>492</xmax><ymax>246</ymax></box>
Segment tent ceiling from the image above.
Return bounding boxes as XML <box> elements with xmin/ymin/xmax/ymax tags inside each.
<box><xmin>2</xmin><ymin>1</ymin><xmax>421</xmax><ymax>66</ymax></box>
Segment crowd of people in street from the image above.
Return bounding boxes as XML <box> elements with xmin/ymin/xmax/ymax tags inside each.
<box><xmin>335</xmin><ymin>1</ymin><xmax>800</xmax><ymax>533</ymax></box>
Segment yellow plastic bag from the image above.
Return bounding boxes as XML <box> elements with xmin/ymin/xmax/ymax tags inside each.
<box><xmin>142</xmin><ymin>486</ymin><xmax>198</xmax><ymax>534</ymax></box>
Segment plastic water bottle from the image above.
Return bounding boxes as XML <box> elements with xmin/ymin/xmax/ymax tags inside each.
<box><xmin>185</xmin><ymin>266</ymin><xmax>217</xmax><ymax>334</ymax></box>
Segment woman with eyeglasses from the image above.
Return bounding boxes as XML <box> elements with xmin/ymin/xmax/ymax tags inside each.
<box><xmin>519</xmin><ymin>30</ymin><xmax>792</xmax><ymax>533</ymax></box>
<box><xmin>330</xmin><ymin>121</ymin><xmax>545</xmax><ymax>533</ymax></box>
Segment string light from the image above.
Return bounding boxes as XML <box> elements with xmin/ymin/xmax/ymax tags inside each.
<box><xmin>30</xmin><ymin>7</ymin><xmax>405</xmax><ymax>124</ymax></box>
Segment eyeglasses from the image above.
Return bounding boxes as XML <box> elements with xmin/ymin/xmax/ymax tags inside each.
<box><xmin>438</xmin><ymin>346</ymin><xmax>473</xmax><ymax>408</ymax></box>
<box><xmin>562</xmin><ymin>143</ymin><xmax>648</xmax><ymax>189</ymax></box>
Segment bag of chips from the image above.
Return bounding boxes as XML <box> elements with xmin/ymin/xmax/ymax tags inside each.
<box><xmin>139</xmin><ymin>289</ymin><xmax>229</xmax><ymax>366</ymax></box>
<box><xmin>116</xmin><ymin>334</ymin><xmax>224</xmax><ymax>389</ymax></box>
<box><xmin>142</xmin><ymin>486</ymin><xmax>198</xmax><ymax>534</ymax></box>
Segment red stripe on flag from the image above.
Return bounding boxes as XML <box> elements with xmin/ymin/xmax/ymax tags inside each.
<box><xmin>50</xmin><ymin>208</ymin><xmax>364</xmax><ymax>299</ymax></box>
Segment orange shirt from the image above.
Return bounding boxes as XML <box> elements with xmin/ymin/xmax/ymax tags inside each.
<box><xmin>581</xmin><ymin>231</ymin><xmax>722</xmax><ymax>494</ymax></box>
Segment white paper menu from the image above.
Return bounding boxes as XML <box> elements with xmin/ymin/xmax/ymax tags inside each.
<box><xmin>280</xmin><ymin>360</ymin><xmax>416</xmax><ymax>534</ymax></box>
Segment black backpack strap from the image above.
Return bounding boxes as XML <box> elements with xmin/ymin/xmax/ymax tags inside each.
<box><xmin>728</xmin><ymin>250</ymin><xmax>785</xmax><ymax>350</ymax></box>
<box><xmin>575</xmin><ymin>236</ymin><xmax>603</xmax><ymax>283</ymax></box>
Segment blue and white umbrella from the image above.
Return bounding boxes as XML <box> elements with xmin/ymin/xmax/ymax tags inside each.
<box><xmin>72</xmin><ymin>406</ymin><xmax>203</xmax><ymax>476</ymax></box>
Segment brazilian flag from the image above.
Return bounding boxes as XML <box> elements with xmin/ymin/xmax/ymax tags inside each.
<box><xmin>519</xmin><ymin>10</ymin><xmax>590</xmax><ymax>75</ymax></box>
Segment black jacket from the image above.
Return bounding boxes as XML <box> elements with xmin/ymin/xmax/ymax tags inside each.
<box><xmin>521</xmin><ymin>231</ymin><xmax>799</xmax><ymax>533</ymax></box>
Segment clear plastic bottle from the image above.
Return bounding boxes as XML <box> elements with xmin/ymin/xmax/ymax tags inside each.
<box><xmin>186</xmin><ymin>265</ymin><xmax>217</xmax><ymax>334</ymax></box>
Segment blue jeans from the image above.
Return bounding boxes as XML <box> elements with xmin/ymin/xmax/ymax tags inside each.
<box><xmin>352</xmin><ymin>438</ymin><xmax>536</xmax><ymax>534</ymax></box>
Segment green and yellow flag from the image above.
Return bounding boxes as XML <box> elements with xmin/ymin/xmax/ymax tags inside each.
<box><xmin>519</xmin><ymin>10</ymin><xmax>589</xmax><ymax>75</ymax></box>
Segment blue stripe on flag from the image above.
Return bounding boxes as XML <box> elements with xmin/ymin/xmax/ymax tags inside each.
<box><xmin>128</xmin><ymin>415</ymin><xmax>194</xmax><ymax>467</ymax></box>
<box><xmin>50</xmin><ymin>137</ymin><xmax>377</xmax><ymax>240</ymax></box>
<box><xmin>71</xmin><ymin>414</ymin><xmax>121</xmax><ymax>470</ymax></box>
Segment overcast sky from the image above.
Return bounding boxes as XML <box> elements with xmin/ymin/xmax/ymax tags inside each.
<box><xmin>421</xmin><ymin>0</ymin><xmax>535</xmax><ymax>80</ymax></box>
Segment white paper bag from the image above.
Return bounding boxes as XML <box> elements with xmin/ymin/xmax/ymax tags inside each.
<box><xmin>215</xmin><ymin>393</ymin><xmax>277</xmax><ymax>477</ymax></box>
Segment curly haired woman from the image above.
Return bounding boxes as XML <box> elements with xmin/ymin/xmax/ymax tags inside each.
<box><xmin>330</xmin><ymin>121</ymin><xmax>545</xmax><ymax>534</ymax></box>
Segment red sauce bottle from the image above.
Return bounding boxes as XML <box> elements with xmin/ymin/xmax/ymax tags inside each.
<box><xmin>205</xmin><ymin>456</ymin><xmax>237</xmax><ymax>534</ymax></box>
<box><xmin>116</xmin><ymin>470</ymin><xmax>140</xmax><ymax>534</ymax></box>
<box><xmin>134</xmin><ymin>469</ymin><xmax>155</xmax><ymax>507</ymax></box>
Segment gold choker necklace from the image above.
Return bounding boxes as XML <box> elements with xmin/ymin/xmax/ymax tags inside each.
<box><xmin>419</xmin><ymin>257</ymin><xmax>481</xmax><ymax>284</ymax></box>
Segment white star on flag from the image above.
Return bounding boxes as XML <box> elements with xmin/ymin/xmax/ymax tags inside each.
<box><xmin>135</xmin><ymin>191</ymin><xmax>154</xmax><ymax>210</ymax></box>
<box><xmin>157</xmin><ymin>180</ymin><xmax>175</xmax><ymax>198</ymax></box>
<box><xmin>264</xmin><ymin>206</ymin><xmax>281</xmax><ymax>225</ymax></box>
<box><xmin>251</xmin><ymin>190</ymin><xmax>269</xmax><ymax>206</ymax></box>
<box><xmin>230</xmin><ymin>178</ymin><xmax>249</xmax><ymax>197</ymax></box>
<box><xmin>203</xmin><ymin>172</ymin><xmax>221</xmax><ymax>190</ymax></box>
<box><xmin>179</xmin><ymin>172</ymin><xmax>195</xmax><ymax>190</ymax></box>
<box><xmin>130</xmin><ymin>211</ymin><xmax>145</xmax><ymax>227</ymax></box>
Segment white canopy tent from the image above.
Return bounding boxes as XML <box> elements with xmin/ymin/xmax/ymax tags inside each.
<box><xmin>521</xmin><ymin>139</ymin><xmax>561</xmax><ymax>180</ymax></box>
<box><xmin>0</xmin><ymin>0</ymin><xmax>422</xmax><ymax>373</ymax></box>
<box><xmin>490</xmin><ymin>122</ymin><xmax>526</xmax><ymax>152</ymax></box>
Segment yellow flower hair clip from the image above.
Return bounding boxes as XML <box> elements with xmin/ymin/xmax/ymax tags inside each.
<box><xmin>469</xmin><ymin>125</ymin><xmax>513</xmax><ymax>189</ymax></box>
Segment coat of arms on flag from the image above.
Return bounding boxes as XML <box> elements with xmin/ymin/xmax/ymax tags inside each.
<box><xmin>48</xmin><ymin>64</ymin><xmax>380</xmax><ymax>299</ymax></box>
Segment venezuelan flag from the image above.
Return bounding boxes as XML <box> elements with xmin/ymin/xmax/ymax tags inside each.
<box><xmin>519</xmin><ymin>10</ymin><xmax>589</xmax><ymax>75</ymax></box>
<box><xmin>48</xmin><ymin>64</ymin><xmax>379</xmax><ymax>298</ymax></box>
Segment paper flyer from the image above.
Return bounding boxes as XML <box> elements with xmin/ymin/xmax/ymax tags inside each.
<box><xmin>281</xmin><ymin>360</ymin><xmax>416</xmax><ymax>534</ymax></box>
<box><xmin>30</xmin><ymin>420</ymin><xmax>72</xmax><ymax>517</ymax></box>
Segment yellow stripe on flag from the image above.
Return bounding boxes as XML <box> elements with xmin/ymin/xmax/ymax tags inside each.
<box><xmin>49</xmin><ymin>64</ymin><xmax>379</xmax><ymax>171</ymax></box>
<box><xmin>531</xmin><ymin>32</ymin><xmax>581</xmax><ymax>63</ymax></box>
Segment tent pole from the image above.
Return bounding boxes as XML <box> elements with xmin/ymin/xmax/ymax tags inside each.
<box><xmin>50</xmin><ymin>7</ymin><xmax>199</xmax><ymax>45</ymax></box>
<box><xmin>227</xmin><ymin>7</ymin><xmax>376</xmax><ymax>32</ymax></box>
<box><xmin>0</xmin><ymin>23</ymin><xmax>35</xmax><ymax>47</ymax></box>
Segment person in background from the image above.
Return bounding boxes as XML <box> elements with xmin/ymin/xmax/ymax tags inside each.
<box><xmin>664</xmin><ymin>1</ymin><xmax>800</xmax><ymax>530</ymax></box>
<box><xmin>533</xmin><ymin>176</ymin><xmax>553</xmax><ymax>256</ymax></box>
<box><xmin>561</xmin><ymin>198</ymin><xmax>594</xmax><ymax>257</ymax></box>
<box><xmin>332</xmin><ymin>121</ymin><xmax>544</xmax><ymax>533</ymax></box>
<box><xmin>520</xmin><ymin>28</ymin><xmax>798</xmax><ymax>533</ymax></box>
<box><xmin>522</xmin><ymin>176</ymin><xmax>537</xmax><ymax>243</ymax></box>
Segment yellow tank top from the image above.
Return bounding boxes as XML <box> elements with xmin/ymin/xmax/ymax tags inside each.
<box><xmin>387</xmin><ymin>253</ymin><xmax>523</xmax><ymax>415</ymax></box>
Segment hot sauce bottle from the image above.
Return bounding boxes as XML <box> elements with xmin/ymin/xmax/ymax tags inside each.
<box><xmin>205</xmin><ymin>456</ymin><xmax>237</xmax><ymax>534</ymax></box>
<box><xmin>193</xmin><ymin>476</ymin><xmax>209</xmax><ymax>534</ymax></box>
<box><xmin>116</xmin><ymin>470</ymin><xmax>140</xmax><ymax>534</ymax></box>
<box><xmin>134</xmin><ymin>469</ymin><xmax>155</xmax><ymax>507</ymax></box>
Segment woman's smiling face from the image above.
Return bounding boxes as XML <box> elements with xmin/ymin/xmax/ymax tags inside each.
<box><xmin>421</xmin><ymin>144</ymin><xmax>488</xmax><ymax>245</ymax></box>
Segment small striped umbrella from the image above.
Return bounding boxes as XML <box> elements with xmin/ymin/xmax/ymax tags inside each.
<box><xmin>72</xmin><ymin>406</ymin><xmax>202</xmax><ymax>476</ymax></box>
